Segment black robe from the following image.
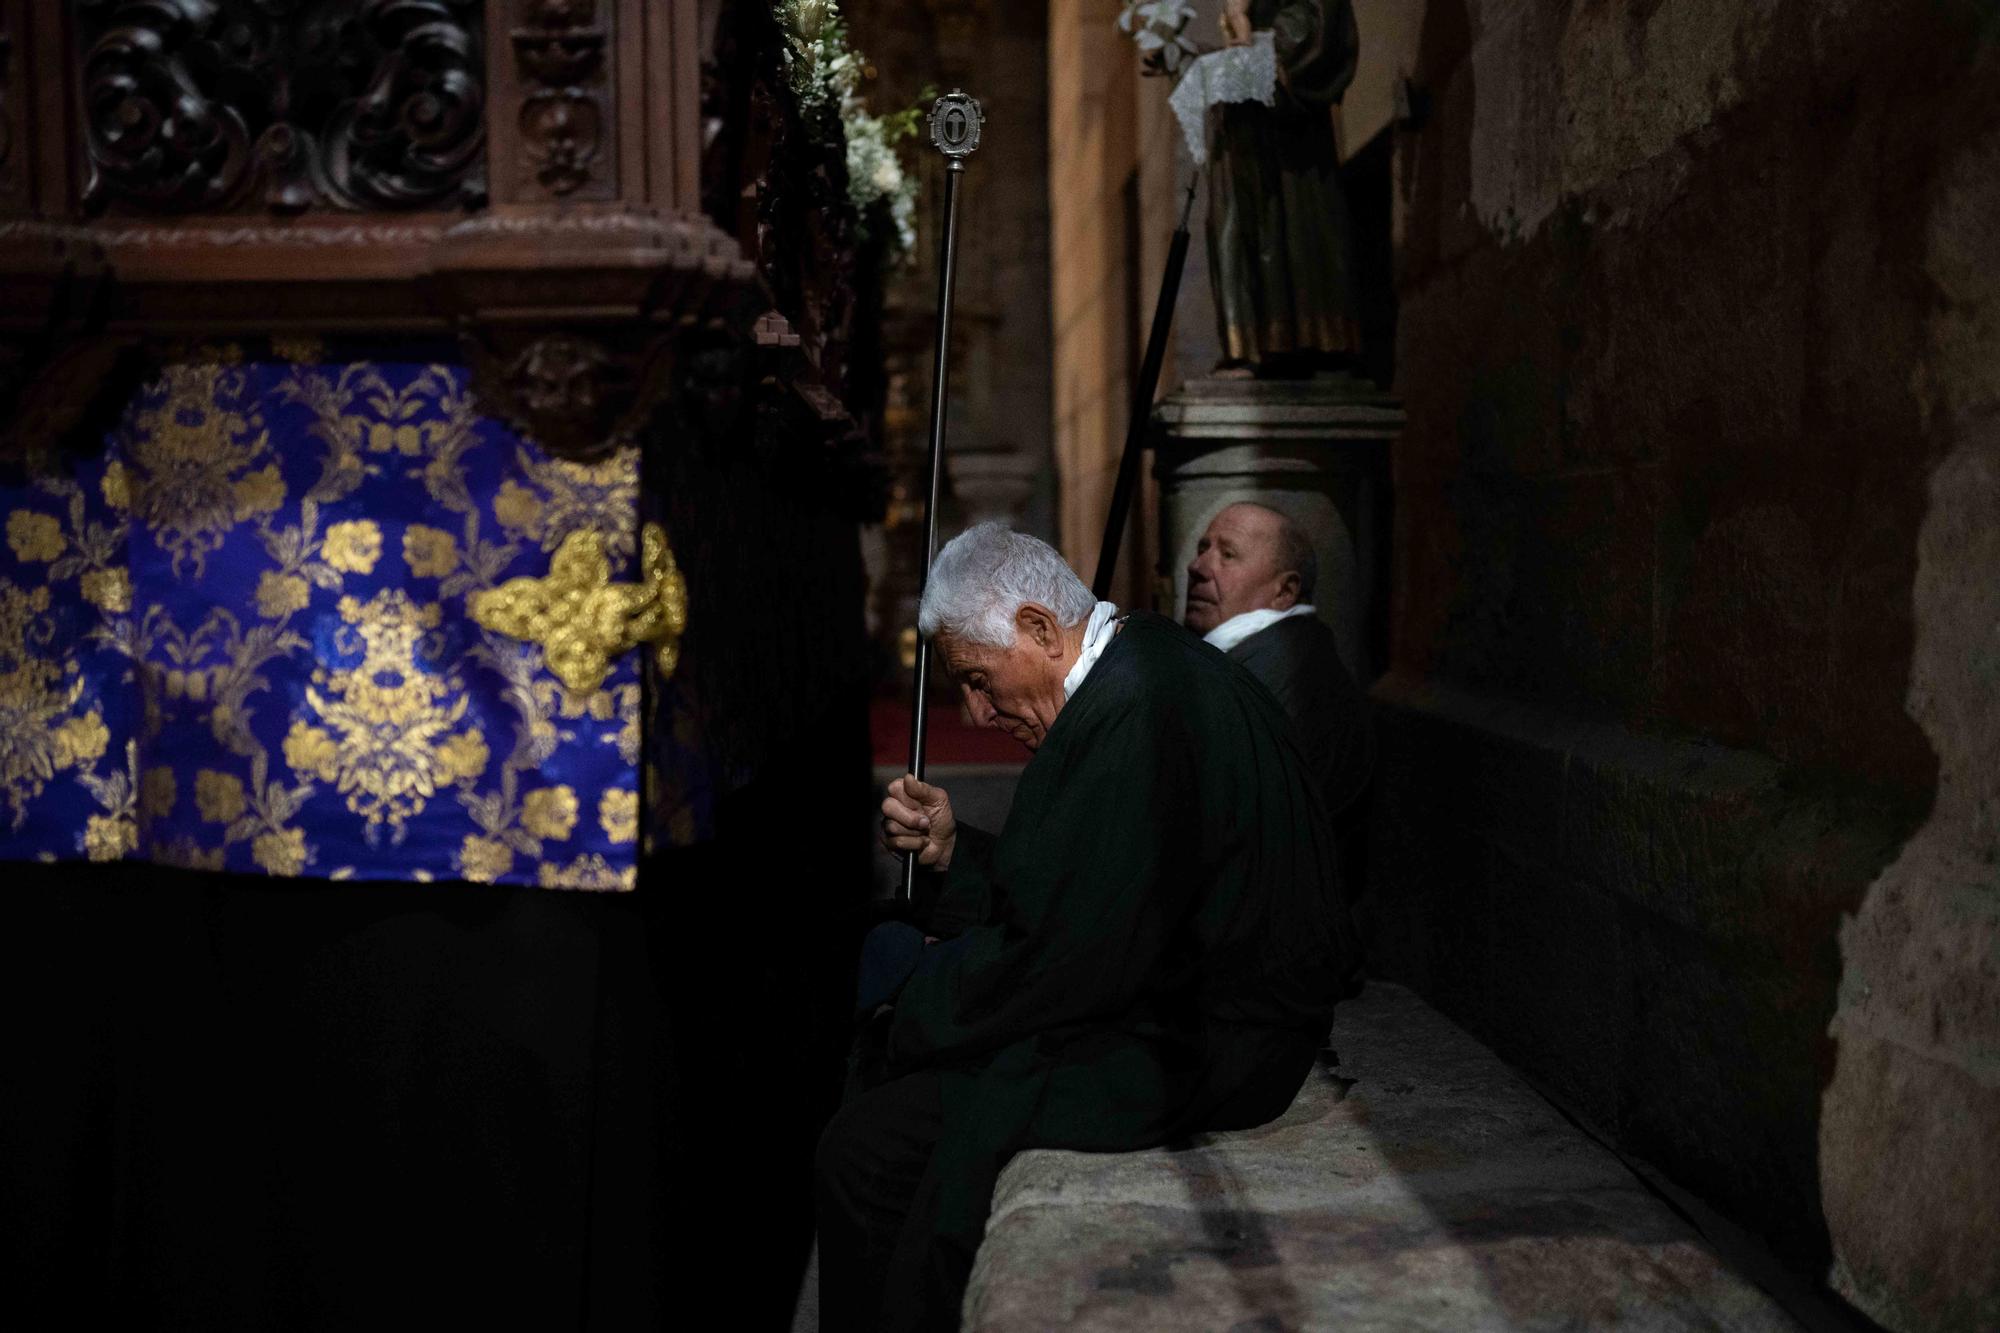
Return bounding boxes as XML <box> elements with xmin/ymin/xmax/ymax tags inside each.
<box><xmin>1226</xmin><ymin>612</ymin><xmax>1375</xmax><ymax>828</ymax></box>
<box><xmin>888</xmin><ymin>612</ymin><xmax>1355</xmax><ymax>1263</ymax></box>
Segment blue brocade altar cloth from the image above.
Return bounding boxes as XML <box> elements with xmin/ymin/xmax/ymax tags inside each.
<box><xmin>0</xmin><ymin>348</ymin><xmax>713</xmax><ymax>889</ymax></box>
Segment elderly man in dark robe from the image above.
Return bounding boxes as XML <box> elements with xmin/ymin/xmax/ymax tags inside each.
<box><xmin>1184</xmin><ymin>501</ymin><xmax>1375</xmax><ymax>829</ymax></box>
<box><xmin>817</xmin><ymin>523</ymin><xmax>1354</xmax><ymax>1332</ymax></box>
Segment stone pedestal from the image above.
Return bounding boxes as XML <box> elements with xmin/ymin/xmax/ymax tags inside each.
<box><xmin>1152</xmin><ymin>373</ymin><xmax>1402</xmax><ymax>680</ymax></box>
<box><xmin>949</xmin><ymin>450</ymin><xmax>1041</xmax><ymax>529</ymax></box>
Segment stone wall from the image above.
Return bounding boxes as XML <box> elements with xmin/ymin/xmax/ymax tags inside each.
<box><xmin>1373</xmin><ymin>1</ymin><xmax>2000</xmax><ymax>1328</ymax></box>
<box><xmin>1343</xmin><ymin>0</ymin><xmax>1427</xmax><ymax>156</ymax></box>
<box><xmin>1048</xmin><ymin>0</ymin><xmax>1227</xmax><ymax>602</ymax></box>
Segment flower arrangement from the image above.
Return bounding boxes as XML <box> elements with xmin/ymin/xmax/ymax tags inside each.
<box><xmin>843</xmin><ymin>97</ymin><xmax>925</xmax><ymax>254</ymax></box>
<box><xmin>1116</xmin><ymin>1</ymin><xmax>1200</xmax><ymax>76</ymax></box>
<box><xmin>776</xmin><ymin>0</ymin><xmax>921</xmax><ymax>253</ymax></box>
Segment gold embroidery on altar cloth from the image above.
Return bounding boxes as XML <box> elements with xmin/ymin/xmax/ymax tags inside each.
<box><xmin>288</xmin><ymin>590</ymin><xmax>490</xmax><ymax>843</ymax></box>
<box><xmin>2</xmin><ymin>349</ymin><xmax>656</xmax><ymax>884</ymax></box>
<box><xmin>121</xmin><ymin>362</ymin><xmax>286</xmax><ymax>577</ymax></box>
<box><xmin>0</xmin><ymin>578</ymin><xmax>103</xmax><ymax>827</ymax></box>
<box><xmin>469</xmin><ymin>523</ymin><xmax>688</xmax><ymax>696</ymax></box>
<box><xmin>537</xmin><ymin>853</ymin><xmax>636</xmax><ymax>892</ymax></box>
<box><xmin>493</xmin><ymin>447</ymin><xmax>641</xmax><ymax>563</ymax></box>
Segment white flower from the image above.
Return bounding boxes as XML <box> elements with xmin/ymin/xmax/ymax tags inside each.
<box><xmin>1117</xmin><ymin>0</ymin><xmax>1198</xmax><ymax>74</ymax></box>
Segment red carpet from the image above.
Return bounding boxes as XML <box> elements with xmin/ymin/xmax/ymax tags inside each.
<box><xmin>871</xmin><ymin>697</ymin><xmax>1029</xmax><ymax>767</ymax></box>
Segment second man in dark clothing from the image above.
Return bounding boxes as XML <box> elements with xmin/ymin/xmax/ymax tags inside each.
<box><xmin>1184</xmin><ymin>501</ymin><xmax>1376</xmax><ymax>828</ymax></box>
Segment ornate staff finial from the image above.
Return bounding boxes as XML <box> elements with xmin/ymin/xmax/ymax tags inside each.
<box><xmin>927</xmin><ymin>91</ymin><xmax>984</xmax><ymax>168</ymax></box>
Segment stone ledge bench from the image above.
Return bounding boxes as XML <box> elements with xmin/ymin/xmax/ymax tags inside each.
<box><xmin>963</xmin><ymin>983</ymin><xmax>1797</xmax><ymax>1332</ymax></box>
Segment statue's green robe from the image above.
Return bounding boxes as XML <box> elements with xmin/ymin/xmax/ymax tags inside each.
<box><xmin>889</xmin><ymin>612</ymin><xmax>1355</xmax><ymax>1264</ymax></box>
<box><xmin>1208</xmin><ymin>0</ymin><xmax>1362</xmax><ymax>367</ymax></box>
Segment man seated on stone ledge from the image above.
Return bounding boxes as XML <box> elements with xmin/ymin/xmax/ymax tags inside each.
<box><xmin>1185</xmin><ymin>501</ymin><xmax>1376</xmax><ymax>857</ymax></box>
<box><xmin>817</xmin><ymin>523</ymin><xmax>1356</xmax><ymax>1332</ymax></box>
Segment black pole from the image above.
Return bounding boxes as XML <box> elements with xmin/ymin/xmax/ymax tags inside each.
<box><xmin>903</xmin><ymin>93</ymin><xmax>984</xmax><ymax>902</ymax></box>
<box><xmin>1092</xmin><ymin>176</ymin><xmax>1200</xmax><ymax>602</ymax></box>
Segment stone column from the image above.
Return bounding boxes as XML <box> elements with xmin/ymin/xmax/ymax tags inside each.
<box><xmin>949</xmin><ymin>450</ymin><xmax>1040</xmax><ymax>529</ymax></box>
<box><xmin>1153</xmin><ymin>373</ymin><xmax>1401</xmax><ymax>680</ymax></box>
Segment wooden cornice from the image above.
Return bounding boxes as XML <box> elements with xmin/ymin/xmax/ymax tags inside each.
<box><xmin>0</xmin><ymin>209</ymin><xmax>757</xmax><ymax>335</ymax></box>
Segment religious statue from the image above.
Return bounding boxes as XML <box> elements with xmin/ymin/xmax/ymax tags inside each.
<box><xmin>1204</xmin><ymin>0</ymin><xmax>1362</xmax><ymax>375</ymax></box>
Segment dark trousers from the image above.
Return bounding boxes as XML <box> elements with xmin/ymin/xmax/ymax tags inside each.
<box><xmin>816</xmin><ymin>1069</ymin><xmax>982</xmax><ymax>1333</ymax></box>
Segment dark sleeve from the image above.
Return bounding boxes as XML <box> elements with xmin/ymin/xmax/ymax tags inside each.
<box><xmin>1231</xmin><ymin>630</ymin><xmax>1318</xmax><ymax>727</ymax></box>
<box><xmin>926</xmin><ymin>824</ymin><xmax>998</xmax><ymax>938</ymax></box>
<box><xmin>887</xmin><ymin>683</ymin><xmax>1197</xmax><ymax>1070</ymax></box>
<box><xmin>1234</xmin><ymin>624</ymin><xmax>1375</xmax><ymax>818</ymax></box>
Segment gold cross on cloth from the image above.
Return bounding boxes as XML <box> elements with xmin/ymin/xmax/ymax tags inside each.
<box><xmin>471</xmin><ymin>522</ymin><xmax>688</xmax><ymax>695</ymax></box>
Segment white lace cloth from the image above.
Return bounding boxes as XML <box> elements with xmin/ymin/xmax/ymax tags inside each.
<box><xmin>1169</xmin><ymin>31</ymin><xmax>1278</xmax><ymax>165</ymax></box>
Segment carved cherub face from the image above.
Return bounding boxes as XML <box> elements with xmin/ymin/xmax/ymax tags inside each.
<box><xmin>518</xmin><ymin>336</ymin><xmax>605</xmax><ymax>422</ymax></box>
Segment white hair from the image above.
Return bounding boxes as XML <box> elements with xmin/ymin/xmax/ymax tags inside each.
<box><xmin>918</xmin><ymin>523</ymin><xmax>1096</xmax><ymax>647</ymax></box>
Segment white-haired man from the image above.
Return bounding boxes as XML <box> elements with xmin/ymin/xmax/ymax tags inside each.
<box><xmin>817</xmin><ymin>524</ymin><xmax>1354</xmax><ymax>1332</ymax></box>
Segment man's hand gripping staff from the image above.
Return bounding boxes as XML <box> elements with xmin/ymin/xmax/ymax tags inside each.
<box><xmin>881</xmin><ymin>775</ymin><xmax>957</xmax><ymax>872</ymax></box>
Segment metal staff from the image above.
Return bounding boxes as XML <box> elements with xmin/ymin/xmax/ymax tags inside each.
<box><xmin>903</xmin><ymin>91</ymin><xmax>985</xmax><ymax>902</ymax></box>
<box><xmin>1092</xmin><ymin>175</ymin><xmax>1200</xmax><ymax>600</ymax></box>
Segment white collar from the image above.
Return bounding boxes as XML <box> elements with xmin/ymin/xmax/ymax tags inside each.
<box><xmin>1062</xmin><ymin>602</ymin><xmax>1123</xmax><ymax>700</ymax></box>
<box><xmin>1202</xmin><ymin>604</ymin><xmax>1316</xmax><ymax>654</ymax></box>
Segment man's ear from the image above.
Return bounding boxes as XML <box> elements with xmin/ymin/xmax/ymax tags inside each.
<box><xmin>1271</xmin><ymin>572</ymin><xmax>1301</xmax><ymax>611</ymax></box>
<box><xmin>1016</xmin><ymin>602</ymin><xmax>1062</xmax><ymax>656</ymax></box>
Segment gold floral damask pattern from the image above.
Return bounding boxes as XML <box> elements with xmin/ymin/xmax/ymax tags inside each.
<box><xmin>118</xmin><ymin>357</ymin><xmax>287</xmax><ymax>578</ymax></box>
<box><xmin>0</xmin><ymin>349</ymin><xmax>713</xmax><ymax>887</ymax></box>
<box><xmin>287</xmin><ymin>590</ymin><xmax>489</xmax><ymax>840</ymax></box>
<box><xmin>0</xmin><ymin>581</ymin><xmax>99</xmax><ymax>823</ymax></box>
<box><xmin>0</xmin><ymin>444</ymin><xmax>145</xmax><ymax>861</ymax></box>
<box><xmin>494</xmin><ymin>447</ymin><xmax>641</xmax><ymax>563</ymax></box>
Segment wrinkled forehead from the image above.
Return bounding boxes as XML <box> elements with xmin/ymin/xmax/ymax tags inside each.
<box><xmin>934</xmin><ymin>633</ymin><xmax>1000</xmax><ymax>680</ymax></box>
<box><xmin>1205</xmin><ymin>502</ymin><xmax>1284</xmax><ymax>547</ymax></box>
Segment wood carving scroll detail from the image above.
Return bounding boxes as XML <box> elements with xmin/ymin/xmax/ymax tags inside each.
<box><xmin>76</xmin><ymin>0</ymin><xmax>488</xmax><ymax>215</ymax></box>
<box><xmin>511</xmin><ymin>0</ymin><xmax>608</xmax><ymax>197</ymax></box>
<box><xmin>462</xmin><ymin>329</ymin><xmax>677</xmax><ymax>462</ymax></box>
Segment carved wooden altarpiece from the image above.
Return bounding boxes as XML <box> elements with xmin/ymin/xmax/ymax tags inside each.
<box><xmin>0</xmin><ymin>0</ymin><xmax>816</xmax><ymax>464</ymax></box>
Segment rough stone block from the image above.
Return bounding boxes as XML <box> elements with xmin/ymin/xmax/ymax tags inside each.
<box><xmin>1821</xmin><ymin>1028</ymin><xmax>2000</xmax><ymax>1333</ymax></box>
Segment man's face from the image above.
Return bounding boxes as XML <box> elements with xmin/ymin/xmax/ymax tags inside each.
<box><xmin>1184</xmin><ymin>504</ymin><xmax>1298</xmax><ymax>634</ymax></box>
<box><xmin>936</xmin><ymin>614</ymin><xmax>1070</xmax><ymax>752</ymax></box>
